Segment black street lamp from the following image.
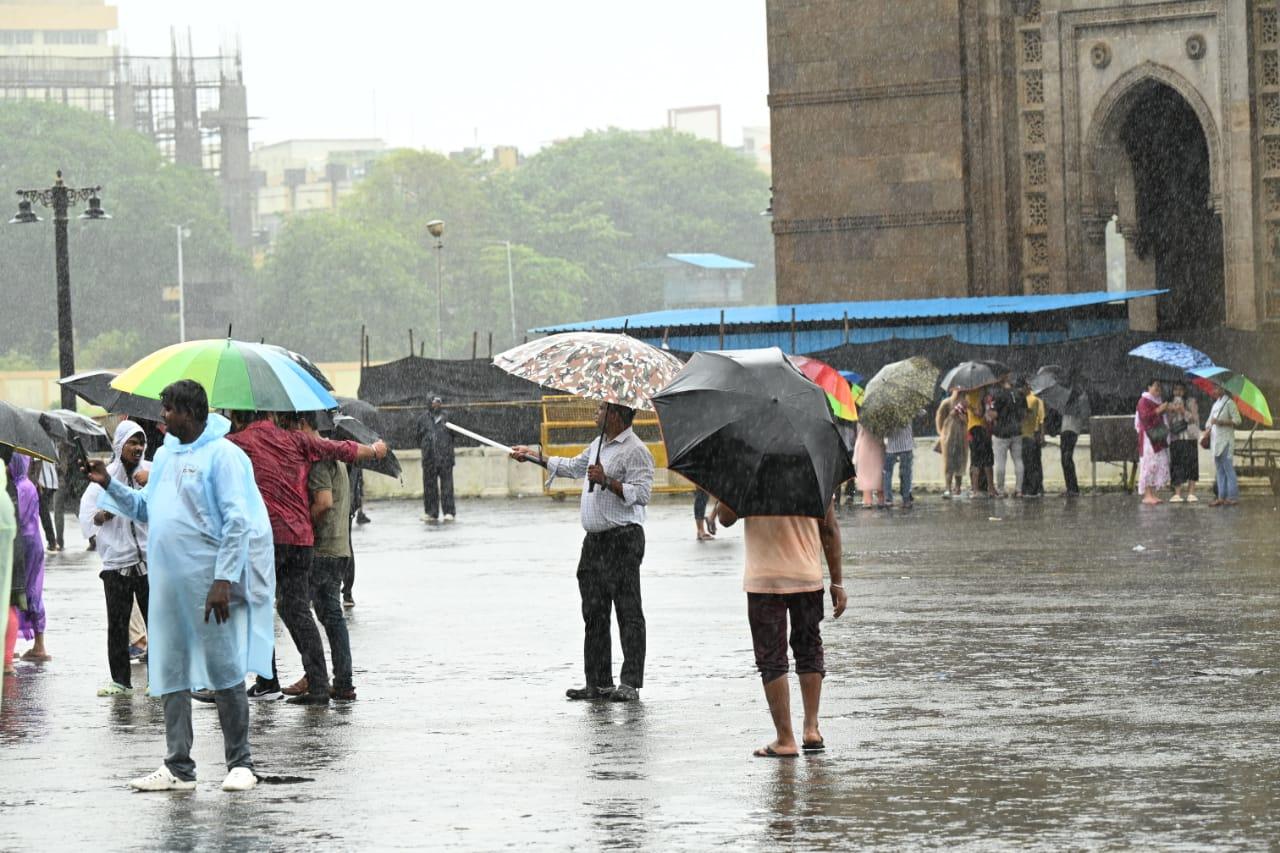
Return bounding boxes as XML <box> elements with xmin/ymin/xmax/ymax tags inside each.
<box><xmin>10</xmin><ymin>170</ymin><xmax>110</xmax><ymax>410</ymax></box>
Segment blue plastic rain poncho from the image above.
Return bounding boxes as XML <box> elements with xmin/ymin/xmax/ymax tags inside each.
<box><xmin>99</xmin><ymin>413</ymin><xmax>274</xmax><ymax>695</ymax></box>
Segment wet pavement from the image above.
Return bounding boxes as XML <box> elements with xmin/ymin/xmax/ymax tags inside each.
<box><xmin>2</xmin><ymin>493</ymin><xmax>1278</xmax><ymax>850</ymax></box>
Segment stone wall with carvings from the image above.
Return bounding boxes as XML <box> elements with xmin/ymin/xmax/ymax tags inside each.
<box><xmin>767</xmin><ymin>0</ymin><xmax>1269</xmax><ymax>328</ymax></box>
<box><xmin>767</xmin><ymin>0</ymin><xmax>972</xmax><ymax>303</ymax></box>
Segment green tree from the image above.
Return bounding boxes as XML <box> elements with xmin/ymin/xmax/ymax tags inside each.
<box><xmin>505</xmin><ymin>129</ymin><xmax>775</xmax><ymax>318</ymax></box>
<box><xmin>257</xmin><ymin>213</ymin><xmax>430</xmax><ymax>362</ymax></box>
<box><xmin>0</xmin><ymin>100</ymin><xmax>245</xmax><ymax>367</ymax></box>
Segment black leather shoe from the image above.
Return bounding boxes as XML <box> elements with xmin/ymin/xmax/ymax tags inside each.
<box><xmin>609</xmin><ymin>684</ymin><xmax>639</xmax><ymax>702</ymax></box>
<box><xmin>286</xmin><ymin>691</ymin><xmax>330</xmax><ymax>706</ymax></box>
<box><xmin>565</xmin><ymin>685</ymin><xmax>613</xmax><ymax>700</ymax></box>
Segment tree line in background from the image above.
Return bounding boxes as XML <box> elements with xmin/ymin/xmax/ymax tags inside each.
<box><xmin>0</xmin><ymin>101</ymin><xmax>773</xmax><ymax>369</ymax></box>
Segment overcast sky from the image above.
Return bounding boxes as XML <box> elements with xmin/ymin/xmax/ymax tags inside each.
<box><xmin>114</xmin><ymin>0</ymin><xmax>769</xmax><ymax>154</ymax></box>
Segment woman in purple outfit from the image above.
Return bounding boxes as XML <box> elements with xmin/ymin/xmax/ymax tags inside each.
<box><xmin>7</xmin><ymin>454</ymin><xmax>49</xmax><ymax>661</ymax></box>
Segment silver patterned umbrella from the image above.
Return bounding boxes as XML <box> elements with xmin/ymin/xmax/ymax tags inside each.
<box><xmin>493</xmin><ymin>332</ymin><xmax>684</xmax><ymax>411</ymax></box>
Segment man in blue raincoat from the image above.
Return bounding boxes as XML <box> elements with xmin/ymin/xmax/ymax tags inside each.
<box><xmin>87</xmin><ymin>380</ymin><xmax>274</xmax><ymax>793</ymax></box>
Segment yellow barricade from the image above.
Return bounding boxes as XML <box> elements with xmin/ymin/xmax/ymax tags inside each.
<box><xmin>539</xmin><ymin>395</ymin><xmax>693</xmax><ymax>496</ymax></box>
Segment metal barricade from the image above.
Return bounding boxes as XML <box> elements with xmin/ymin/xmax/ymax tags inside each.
<box><xmin>1089</xmin><ymin>415</ymin><xmax>1139</xmax><ymax>491</ymax></box>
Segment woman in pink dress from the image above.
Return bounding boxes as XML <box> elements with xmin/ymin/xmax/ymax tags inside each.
<box><xmin>1135</xmin><ymin>378</ymin><xmax>1171</xmax><ymax>505</ymax></box>
<box><xmin>853</xmin><ymin>427</ymin><xmax>885</xmax><ymax>507</ymax></box>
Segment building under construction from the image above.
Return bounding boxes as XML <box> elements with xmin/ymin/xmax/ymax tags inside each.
<box><xmin>0</xmin><ymin>44</ymin><xmax>253</xmax><ymax>249</ymax></box>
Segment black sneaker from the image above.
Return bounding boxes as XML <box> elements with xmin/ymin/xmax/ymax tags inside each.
<box><xmin>356</xmin><ymin>512</ymin><xmax>371</xmax><ymax>525</ymax></box>
<box><xmin>342</xmin><ymin>595</ymin><xmax>354</xmax><ymax>609</ymax></box>
<box><xmin>565</xmin><ymin>685</ymin><xmax>613</xmax><ymax>701</ymax></box>
<box><xmin>286</xmin><ymin>691</ymin><xmax>330</xmax><ymax>706</ymax></box>
<box><xmin>247</xmin><ymin>681</ymin><xmax>282</xmax><ymax>701</ymax></box>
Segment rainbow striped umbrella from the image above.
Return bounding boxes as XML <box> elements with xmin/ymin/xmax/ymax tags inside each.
<box><xmin>111</xmin><ymin>339</ymin><xmax>338</xmax><ymax>412</ymax></box>
<box><xmin>1188</xmin><ymin>366</ymin><xmax>1273</xmax><ymax>427</ymax></box>
<box><xmin>789</xmin><ymin>355</ymin><xmax>859</xmax><ymax>421</ymax></box>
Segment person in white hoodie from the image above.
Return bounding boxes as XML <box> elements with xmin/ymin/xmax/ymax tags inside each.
<box><xmin>79</xmin><ymin>420</ymin><xmax>151</xmax><ymax>696</ymax></box>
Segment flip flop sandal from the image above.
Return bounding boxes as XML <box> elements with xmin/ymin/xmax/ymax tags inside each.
<box><xmin>753</xmin><ymin>745</ymin><xmax>798</xmax><ymax>758</ymax></box>
<box><xmin>802</xmin><ymin>739</ymin><xmax>826</xmax><ymax>752</ymax></box>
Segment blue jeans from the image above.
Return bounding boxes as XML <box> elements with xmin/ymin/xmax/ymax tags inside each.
<box><xmin>1214</xmin><ymin>451</ymin><xmax>1239</xmax><ymax>501</ymax></box>
<box><xmin>882</xmin><ymin>450</ymin><xmax>913</xmax><ymax>505</ymax></box>
<box><xmin>310</xmin><ymin>555</ymin><xmax>353</xmax><ymax>689</ymax></box>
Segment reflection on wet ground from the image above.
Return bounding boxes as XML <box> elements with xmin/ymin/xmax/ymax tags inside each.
<box><xmin>1</xmin><ymin>495</ymin><xmax>1277</xmax><ymax>849</ymax></box>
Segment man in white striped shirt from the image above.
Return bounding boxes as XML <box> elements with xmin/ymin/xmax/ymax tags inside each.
<box><xmin>513</xmin><ymin>402</ymin><xmax>655</xmax><ymax>702</ymax></box>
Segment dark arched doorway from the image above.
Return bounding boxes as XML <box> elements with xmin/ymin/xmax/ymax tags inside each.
<box><xmin>1117</xmin><ymin>82</ymin><xmax>1224</xmax><ymax>329</ymax></box>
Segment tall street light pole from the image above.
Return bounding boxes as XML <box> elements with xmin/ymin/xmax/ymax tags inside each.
<box><xmin>486</xmin><ymin>240</ymin><xmax>518</xmax><ymax>345</ymax></box>
<box><xmin>171</xmin><ymin>222</ymin><xmax>192</xmax><ymax>342</ymax></box>
<box><xmin>11</xmin><ymin>170</ymin><xmax>109</xmax><ymax>411</ymax></box>
<box><xmin>427</xmin><ymin>219</ymin><xmax>445</xmax><ymax>358</ymax></box>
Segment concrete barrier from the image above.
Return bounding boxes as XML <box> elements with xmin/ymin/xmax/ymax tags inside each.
<box><xmin>365</xmin><ymin>434</ymin><xmax>1260</xmax><ymax>501</ymax></box>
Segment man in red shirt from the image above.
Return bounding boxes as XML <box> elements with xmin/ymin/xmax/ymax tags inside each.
<box><xmin>227</xmin><ymin>411</ymin><xmax>387</xmax><ymax>705</ymax></box>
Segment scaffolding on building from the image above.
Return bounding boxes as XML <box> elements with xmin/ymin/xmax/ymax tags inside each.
<box><xmin>0</xmin><ymin>40</ymin><xmax>253</xmax><ymax>250</ymax></box>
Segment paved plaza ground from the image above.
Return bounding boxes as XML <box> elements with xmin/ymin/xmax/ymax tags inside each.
<box><xmin>2</xmin><ymin>493</ymin><xmax>1277</xmax><ymax>850</ymax></box>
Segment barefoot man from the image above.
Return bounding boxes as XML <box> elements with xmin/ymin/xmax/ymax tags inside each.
<box><xmin>715</xmin><ymin>498</ymin><xmax>846</xmax><ymax>757</ymax></box>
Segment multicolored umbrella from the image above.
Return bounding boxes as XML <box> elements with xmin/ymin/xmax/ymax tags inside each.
<box><xmin>788</xmin><ymin>355</ymin><xmax>858</xmax><ymax>421</ymax></box>
<box><xmin>111</xmin><ymin>339</ymin><xmax>339</xmax><ymax>412</ymax></box>
<box><xmin>493</xmin><ymin>332</ymin><xmax>684</xmax><ymax>411</ymax></box>
<box><xmin>860</xmin><ymin>357</ymin><xmax>939</xmax><ymax>436</ymax></box>
<box><xmin>1128</xmin><ymin>341</ymin><xmax>1215</xmax><ymax>372</ymax></box>
<box><xmin>1188</xmin><ymin>366</ymin><xmax>1273</xmax><ymax>426</ymax></box>
<box><xmin>837</xmin><ymin>370</ymin><xmax>866</xmax><ymax>404</ymax></box>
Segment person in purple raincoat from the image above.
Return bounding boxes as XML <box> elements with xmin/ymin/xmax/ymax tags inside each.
<box><xmin>7</xmin><ymin>453</ymin><xmax>49</xmax><ymax>662</ymax></box>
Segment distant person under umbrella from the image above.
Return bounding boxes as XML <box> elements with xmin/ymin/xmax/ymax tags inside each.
<box><xmin>1135</xmin><ymin>378</ymin><xmax>1171</xmax><ymax>505</ymax></box>
<box><xmin>1019</xmin><ymin>379</ymin><xmax>1045</xmax><ymax>497</ymax></box>
<box><xmin>1204</xmin><ymin>383</ymin><xmax>1241</xmax><ymax>507</ymax></box>
<box><xmin>1167</xmin><ymin>381</ymin><xmax>1201</xmax><ymax>503</ymax></box>
<box><xmin>990</xmin><ymin>374</ymin><xmax>1027</xmax><ymax>498</ymax></box>
<box><xmin>3</xmin><ymin>455</ymin><xmax>22</xmax><ymax>677</ymax></box>
<box><xmin>965</xmin><ymin>387</ymin><xmax>996</xmax><ymax>497</ymax></box>
<box><xmin>853</xmin><ymin>427</ymin><xmax>884</xmax><ymax>508</ymax></box>
<box><xmin>512</xmin><ymin>402</ymin><xmax>654</xmax><ymax>703</ymax></box>
<box><xmin>1059</xmin><ymin>389</ymin><xmax>1088</xmax><ymax>497</ymax></box>
<box><xmin>31</xmin><ymin>458</ymin><xmax>61</xmax><ymax>553</ymax></box>
<box><xmin>935</xmin><ymin>389</ymin><xmax>968</xmax><ymax>498</ymax></box>
<box><xmin>415</xmin><ymin>396</ymin><xmax>456</xmax><ymax>523</ymax></box>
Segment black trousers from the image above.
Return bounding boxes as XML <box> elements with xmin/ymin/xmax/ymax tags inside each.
<box><xmin>1060</xmin><ymin>431</ymin><xmax>1080</xmax><ymax>494</ymax></box>
<box><xmin>1022</xmin><ymin>439</ymin><xmax>1044</xmax><ymax>495</ymax></box>
<box><xmin>422</xmin><ymin>464</ymin><xmax>456</xmax><ymax>517</ymax></box>
<box><xmin>576</xmin><ymin>525</ymin><xmax>646</xmax><ymax>689</ymax></box>
<box><xmin>261</xmin><ymin>544</ymin><xmax>329</xmax><ymax>694</ymax></box>
<box><xmin>102</xmin><ymin>570</ymin><xmax>148</xmax><ymax>688</ymax></box>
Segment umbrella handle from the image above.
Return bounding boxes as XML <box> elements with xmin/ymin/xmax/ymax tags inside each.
<box><xmin>588</xmin><ymin>422</ymin><xmax>606</xmax><ymax>492</ymax></box>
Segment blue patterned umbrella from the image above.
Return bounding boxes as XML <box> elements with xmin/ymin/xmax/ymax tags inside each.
<box><xmin>1127</xmin><ymin>341</ymin><xmax>1215</xmax><ymax>372</ymax></box>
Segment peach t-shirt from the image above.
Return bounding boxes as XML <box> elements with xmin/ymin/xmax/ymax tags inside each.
<box><xmin>743</xmin><ymin>516</ymin><xmax>824</xmax><ymax>594</ymax></box>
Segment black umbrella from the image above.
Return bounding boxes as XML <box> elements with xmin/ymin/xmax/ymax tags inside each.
<box><xmin>940</xmin><ymin>360</ymin><xmax>1001</xmax><ymax>392</ymax></box>
<box><xmin>58</xmin><ymin>370</ymin><xmax>165</xmax><ymax>422</ymax></box>
<box><xmin>0</xmin><ymin>401</ymin><xmax>59</xmax><ymax>463</ymax></box>
<box><xmin>1029</xmin><ymin>366</ymin><xmax>1072</xmax><ymax>413</ymax></box>
<box><xmin>332</xmin><ymin>414</ymin><xmax>402</xmax><ymax>479</ymax></box>
<box><xmin>38</xmin><ymin>409</ymin><xmax>112</xmax><ymax>453</ymax></box>
<box><xmin>263</xmin><ymin>345</ymin><xmax>335</xmax><ymax>391</ymax></box>
<box><xmin>652</xmin><ymin>347</ymin><xmax>853</xmax><ymax>518</ymax></box>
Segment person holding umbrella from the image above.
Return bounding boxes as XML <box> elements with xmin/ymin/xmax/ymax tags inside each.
<box><xmin>6</xmin><ymin>452</ymin><xmax>49</xmax><ymax>663</ymax></box>
<box><xmin>511</xmin><ymin>402</ymin><xmax>654</xmax><ymax>703</ymax></box>
<box><xmin>714</xmin><ymin>499</ymin><xmax>845</xmax><ymax>757</ymax></box>
<box><xmin>1135</xmin><ymin>378</ymin><xmax>1172</xmax><ymax>505</ymax></box>
<box><xmin>1204</xmin><ymin>383</ymin><xmax>1241</xmax><ymax>507</ymax></box>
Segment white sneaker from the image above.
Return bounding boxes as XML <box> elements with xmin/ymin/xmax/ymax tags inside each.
<box><xmin>422</xmin><ymin>514</ymin><xmax>438</xmax><ymax>524</ymax></box>
<box><xmin>129</xmin><ymin>765</ymin><xmax>196</xmax><ymax>792</ymax></box>
<box><xmin>443</xmin><ymin>514</ymin><xmax>455</xmax><ymax>523</ymax></box>
<box><xmin>941</xmin><ymin>490</ymin><xmax>952</xmax><ymax>499</ymax></box>
<box><xmin>221</xmin><ymin>766</ymin><xmax>258</xmax><ymax>792</ymax></box>
<box><xmin>1186</xmin><ymin>494</ymin><xmax>1199</xmax><ymax>503</ymax></box>
<box><xmin>1169</xmin><ymin>494</ymin><xmax>1184</xmax><ymax>503</ymax></box>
